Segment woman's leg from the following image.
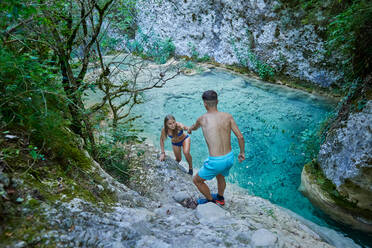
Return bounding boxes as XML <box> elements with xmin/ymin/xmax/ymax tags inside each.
<box><xmin>172</xmin><ymin>145</ymin><xmax>182</xmax><ymax>162</ymax></box>
<box><xmin>182</xmin><ymin>137</ymin><xmax>193</xmax><ymax>170</ymax></box>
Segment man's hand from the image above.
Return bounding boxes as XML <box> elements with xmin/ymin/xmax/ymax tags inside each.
<box><xmin>160</xmin><ymin>153</ymin><xmax>165</xmax><ymax>161</ymax></box>
<box><xmin>238</xmin><ymin>153</ymin><xmax>245</xmax><ymax>162</ymax></box>
<box><xmin>187</xmin><ymin>127</ymin><xmax>192</xmax><ymax>134</ymax></box>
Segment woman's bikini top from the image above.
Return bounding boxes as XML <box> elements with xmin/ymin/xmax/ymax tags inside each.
<box><xmin>168</xmin><ymin>130</ymin><xmax>183</xmax><ymax>138</ymax></box>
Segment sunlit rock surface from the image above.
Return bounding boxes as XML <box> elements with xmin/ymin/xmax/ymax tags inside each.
<box><xmin>14</xmin><ymin>143</ymin><xmax>361</xmax><ymax>248</ymax></box>
<box><xmin>135</xmin><ymin>0</ymin><xmax>343</xmax><ymax>86</ymax></box>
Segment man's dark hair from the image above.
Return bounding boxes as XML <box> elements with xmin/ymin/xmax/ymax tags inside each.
<box><xmin>202</xmin><ymin>90</ymin><xmax>218</xmax><ymax>107</ymax></box>
<box><xmin>202</xmin><ymin>90</ymin><xmax>218</xmax><ymax>101</ymax></box>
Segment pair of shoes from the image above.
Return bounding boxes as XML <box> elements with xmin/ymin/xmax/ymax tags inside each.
<box><xmin>188</xmin><ymin>169</ymin><xmax>193</xmax><ymax>175</ymax></box>
<box><xmin>196</xmin><ymin>198</ymin><xmax>214</xmax><ymax>205</ymax></box>
<box><xmin>211</xmin><ymin>193</ymin><xmax>225</xmax><ymax>206</ymax></box>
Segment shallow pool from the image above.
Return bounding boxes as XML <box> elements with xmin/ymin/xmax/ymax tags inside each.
<box><xmin>117</xmin><ymin>68</ymin><xmax>370</xmax><ymax>246</ymax></box>
<box><xmin>134</xmin><ymin>69</ymin><xmax>334</xmax><ymax>218</ymax></box>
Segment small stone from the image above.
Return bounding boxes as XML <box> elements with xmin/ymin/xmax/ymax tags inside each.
<box><xmin>97</xmin><ymin>184</ymin><xmax>104</xmax><ymax>191</ymax></box>
<box><xmin>5</xmin><ymin>134</ymin><xmax>18</xmax><ymax>140</ymax></box>
<box><xmin>173</xmin><ymin>191</ymin><xmax>188</xmax><ymax>202</ymax></box>
<box><xmin>251</xmin><ymin>228</ymin><xmax>277</xmax><ymax>247</ymax></box>
<box><xmin>14</xmin><ymin>241</ymin><xmax>27</xmax><ymax>248</ymax></box>
<box><xmin>236</xmin><ymin>231</ymin><xmax>252</xmax><ymax>244</ymax></box>
<box><xmin>0</xmin><ymin>172</ymin><xmax>10</xmax><ymax>187</ymax></box>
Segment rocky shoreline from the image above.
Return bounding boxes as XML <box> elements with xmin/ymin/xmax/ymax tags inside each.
<box><xmin>8</xmin><ymin>140</ymin><xmax>359</xmax><ymax>248</ymax></box>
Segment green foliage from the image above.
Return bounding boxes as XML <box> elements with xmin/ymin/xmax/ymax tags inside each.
<box><xmin>231</xmin><ymin>38</ymin><xmax>275</xmax><ymax>80</ymax></box>
<box><xmin>184</xmin><ymin>61</ymin><xmax>195</xmax><ymax>69</ymax></box>
<box><xmin>148</xmin><ymin>37</ymin><xmax>176</xmax><ymax>64</ymax></box>
<box><xmin>188</xmin><ymin>42</ymin><xmax>210</xmax><ymax>62</ymax></box>
<box><xmin>327</xmin><ymin>0</ymin><xmax>372</xmax><ymax>80</ymax></box>
<box><xmin>0</xmin><ymin>47</ymin><xmax>68</xmax><ymax>142</ymax></box>
<box><xmin>299</xmin><ymin>128</ymin><xmax>321</xmax><ymax>162</ymax></box>
<box><xmin>96</xmin><ymin>124</ymin><xmax>145</xmax><ymax>183</ymax></box>
<box><xmin>97</xmin><ymin>0</ymin><xmax>138</xmax><ymax>52</ymax></box>
<box><xmin>28</xmin><ymin>145</ymin><xmax>45</xmax><ymax>161</ymax></box>
<box><xmin>127</xmin><ymin>30</ymin><xmax>175</xmax><ymax>64</ymax></box>
<box><xmin>278</xmin><ymin>0</ymin><xmax>372</xmax><ymax>81</ymax></box>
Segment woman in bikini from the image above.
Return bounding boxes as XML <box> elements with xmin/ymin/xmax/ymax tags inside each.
<box><xmin>159</xmin><ymin>114</ymin><xmax>193</xmax><ymax>175</ymax></box>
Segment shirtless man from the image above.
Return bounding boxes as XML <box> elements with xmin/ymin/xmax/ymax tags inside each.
<box><xmin>188</xmin><ymin>90</ymin><xmax>245</xmax><ymax>205</ymax></box>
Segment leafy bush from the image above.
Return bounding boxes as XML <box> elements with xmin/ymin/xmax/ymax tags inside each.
<box><xmin>148</xmin><ymin>37</ymin><xmax>176</xmax><ymax>64</ymax></box>
<box><xmin>231</xmin><ymin>38</ymin><xmax>275</xmax><ymax>80</ymax></box>
<box><xmin>95</xmin><ymin>124</ymin><xmax>145</xmax><ymax>183</ymax></box>
<box><xmin>327</xmin><ymin>0</ymin><xmax>372</xmax><ymax>80</ymax></box>
<box><xmin>188</xmin><ymin>42</ymin><xmax>210</xmax><ymax>62</ymax></box>
<box><xmin>0</xmin><ymin>47</ymin><xmax>68</xmax><ymax>142</ymax></box>
<box><xmin>127</xmin><ymin>30</ymin><xmax>175</xmax><ymax>64</ymax></box>
<box><xmin>278</xmin><ymin>0</ymin><xmax>372</xmax><ymax>81</ymax></box>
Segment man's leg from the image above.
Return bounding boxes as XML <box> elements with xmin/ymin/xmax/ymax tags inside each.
<box><xmin>193</xmin><ymin>174</ymin><xmax>213</xmax><ymax>201</ymax></box>
<box><xmin>216</xmin><ymin>174</ymin><xmax>226</xmax><ymax>197</ymax></box>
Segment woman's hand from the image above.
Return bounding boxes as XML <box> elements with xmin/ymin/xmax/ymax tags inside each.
<box><xmin>160</xmin><ymin>153</ymin><xmax>165</xmax><ymax>161</ymax></box>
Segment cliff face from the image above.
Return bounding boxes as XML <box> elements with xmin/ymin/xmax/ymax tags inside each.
<box><xmin>136</xmin><ymin>0</ymin><xmax>343</xmax><ymax>86</ymax></box>
<box><xmin>312</xmin><ymin>100</ymin><xmax>372</xmax><ymax>230</ymax></box>
<box><xmin>318</xmin><ymin>101</ymin><xmax>372</xmax><ymax>194</ymax></box>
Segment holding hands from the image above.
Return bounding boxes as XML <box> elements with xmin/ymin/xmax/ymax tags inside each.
<box><xmin>238</xmin><ymin>152</ymin><xmax>245</xmax><ymax>162</ymax></box>
<box><xmin>187</xmin><ymin>127</ymin><xmax>192</xmax><ymax>134</ymax></box>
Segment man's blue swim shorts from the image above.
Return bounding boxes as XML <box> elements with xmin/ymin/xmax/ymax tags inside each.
<box><xmin>198</xmin><ymin>151</ymin><xmax>234</xmax><ymax>180</ymax></box>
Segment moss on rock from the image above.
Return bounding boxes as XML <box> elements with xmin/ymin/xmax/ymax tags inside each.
<box><xmin>0</xmin><ymin>129</ymin><xmax>118</xmax><ymax>246</ymax></box>
<box><xmin>301</xmin><ymin>161</ymin><xmax>372</xmax><ymax>232</ymax></box>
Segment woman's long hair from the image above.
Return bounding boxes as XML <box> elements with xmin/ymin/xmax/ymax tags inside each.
<box><xmin>164</xmin><ymin>114</ymin><xmax>177</xmax><ymax>138</ymax></box>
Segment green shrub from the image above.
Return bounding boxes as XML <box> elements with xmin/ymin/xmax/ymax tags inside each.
<box><xmin>327</xmin><ymin>0</ymin><xmax>372</xmax><ymax>80</ymax></box>
<box><xmin>231</xmin><ymin>38</ymin><xmax>275</xmax><ymax>80</ymax></box>
<box><xmin>0</xmin><ymin>47</ymin><xmax>68</xmax><ymax>145</ymax></box>
<box><xmin>127</xmin><ymin>30</ymin><xmax>175</xmax><ymax>64</ymax></box>
<box><xmin>95</xmin><ymin>124</ymin><xmax>145</xmax><ymax>183</ymax></box>
<box><xmin>188</xmin><ymin>42</ymin><xmax>210</xmax><ymax>62</ymax></box>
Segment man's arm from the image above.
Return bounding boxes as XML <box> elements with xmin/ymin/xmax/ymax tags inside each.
<box><xmin>231</xmin><ymin>116</ymin><xmax>245</xmax><ymax>162</ymax></box>
<box><xmin>187</xmin><ymin>117</ymin><xmax>202</xmax><ymax>134</ymax></box>
<box><xmin>177</xmin><ymin>122</ymin><xmax>188</xmax><ymax>131</ymax></box>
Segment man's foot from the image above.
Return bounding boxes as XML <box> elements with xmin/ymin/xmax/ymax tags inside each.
<box><xmin>188</xmin><ymin>169</ymin><xmax>193</xmax><ymax>175</ymax></box>
<box><xmin>211</xmin><ymin>193</ymin><xmax>225</xmax><ymax>206</ymax></box>
<box><xmin>196</xmin><ymin>198</ymin><xmax>215</xmax><ymax>205</ymax></box>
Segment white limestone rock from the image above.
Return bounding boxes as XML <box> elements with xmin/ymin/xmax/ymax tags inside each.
<box><xmin>173</xmin><ymin>191</ymin><xmax>189</xmax><ymax>202</ymax></box>
<box><xmin>251</xmin><ymin>228</ymin><xmax>278</xmax><ymax>247</ymax></box>
<box><xmin>135</xmin><ymin>0</ymin><xmax>343</xmax><ymax>86</ymax></box>
<box><xmin>196</xmin><ymin>202</ymin><xmax>231</xmax><ymax>224</ymax></box>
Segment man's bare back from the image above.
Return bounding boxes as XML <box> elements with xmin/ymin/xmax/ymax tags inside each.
<box><xmin>196</xmin><ymin>111</ymin><xmax>236</xmax><ymax>157</ymax></box>
<box><xmin>188</xmin><ymin>90</ymin><xmax>245</xmax><ymax>205</ymax></box>
<box><xmin>188</xmin><ymin>91</ymin><xmax>245</xmax><ymax>162</ymax></box>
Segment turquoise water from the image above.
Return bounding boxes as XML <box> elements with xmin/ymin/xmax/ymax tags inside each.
<box><xmin>134</xmin><ymin>69</ymin><xmax>334</xmax><ymax>220</ymax></box>
<box><xmin>131</xmin><ymin>69</ymin><xmax>371</xmax><ymax>246</ymax></box>
<box><xmin>86</xmin><ymin>66</ymin><xmax>371</xmax><ymax>246</ymax></box>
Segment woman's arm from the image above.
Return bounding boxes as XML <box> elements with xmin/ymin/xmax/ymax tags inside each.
<box><xmin>176</xmin><ymin>122</ymin><xmax>189</xmax><ymax>130</ymax></box>
<box><xmin>160</xmin><ymin>128</ymin><xmax>166</xmax><ymax>161</ymax></box>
